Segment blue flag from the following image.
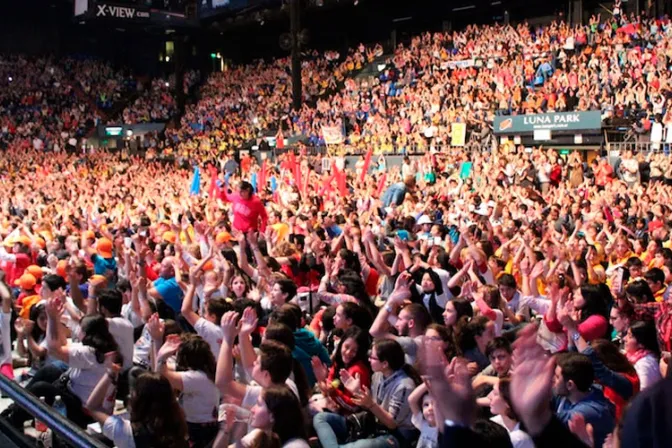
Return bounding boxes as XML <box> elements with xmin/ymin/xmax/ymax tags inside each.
<box><xmin>190</xmin><ymin>166</ymin><xmax>201</xmax><ymax>196</ymax></box>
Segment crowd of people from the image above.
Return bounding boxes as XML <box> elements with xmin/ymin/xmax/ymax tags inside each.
<box><xmin>0</xmin><ymin>128</ymin><xmax>672</xmax><ymax>448</ymax></box>
<box><xmin>119</xmin><ymin>70</ymin><xmax>200</xmax><ymax>125</ymax></box>
<box><xmin>2</xmin><ymin>8</ymin><xmax>672</xmax><ymax>448</ymax></box>
<box><xmin>150</xmin><ymin>11</ymin><xmax>672</xmax><ymax>160</ymax></box>
<box><xmin>0</xmin><ymin>56</ymin><xmax>102</xmax><ymax>153</ymax></box>
<box><xmin>63</xmin><ymin>57</ymin><xmax>138</xmax><ymax>111</ymax></box>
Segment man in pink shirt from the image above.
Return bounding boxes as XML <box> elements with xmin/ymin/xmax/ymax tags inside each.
<box><xmin>220</xmin><ymin>181</ymin><xmax>268</xmax><ymax>233</ymax></box>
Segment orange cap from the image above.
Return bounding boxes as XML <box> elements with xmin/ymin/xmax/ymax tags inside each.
<box><xmin>26</xmin><ymin>265</ymin><xmax>43</xmax><ymax>280</ymax></box>
<box><xmin>162</xmin><ymin>231</ymin><xmax>177</xmax><ymax>244</ymax></box>
<box><xmin>82</xmin><ymin>230</ymin><xmax>96</xmax><ymax>241</ymax></box>
<box><xmin>56</xmin><ymin>260</ymin><xmax>68</xmax><ymax>279</ymax></box>
<box><xmin>216</xmin><ymin>231</ymin><xmax>231</xmax><ymax>245</ymax></box>
<box><xmin>34</xmin><ymin>237</ymin><xmax>46</xmax><ymax>249</ymax></box>
<box><xmin>203</xmin><ymin>260</ymin><xmax>215</xmax><ymax>271</ymax></box>
<box><xmin>18</xmin><ymin>236</ymin><xmax>32</xmax><ymax>247</ymax></box>
<box><xmin>97</xmin><ymin>238</ymin><xmax>113</xmax><ymax>258</ymax></box>
<box><xmin>14</xmin><ymin>273</ymin><xmax>37</xmax><ymax>290</ymax></box>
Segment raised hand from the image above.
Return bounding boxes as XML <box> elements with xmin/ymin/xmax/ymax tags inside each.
<box><xmin>311</xmin><ymin>357</ymin><xmax>328</xmax><ymax>383</ymax></box>
<box><xmin>339</xmin><ymin>369</ymin><xmax>362</xmax><ymax>394</ymax></box>
<box><xmin>45</xmin><ymin>295</ymin><xmax>65</xmax><ymax>319</ymax></box>
<box><xmin>510</xmin><ymin>324</ymin><xmax>556</xmax><ymax>436</ymax></box>
<box><xmin>352</xmin><ymin>385</ymin><xmax>374</xmax><ymax>410</ymax></box>
<box><xmin>146</xmin><ymin>313</ymin><xmax>164</xmax><ymax>341</ymax></box>
<box><xmin>422</xmin><ymin>340</ymin><xmax>475</xmax><ymax>427</ymax></box>
<box><xmin>220</xmin><ymin>311</ymin><xmax>240</xmax><ymax>343</ymax></box>
<box><xmin>238</xmin><ymin>307</ymin><xmax>258</xmax><ymax>336</ymax></box>
<box><xmin>158</xmin><ymin>334</ymin><xmax>181</xmax><ymax>360</ymax></box>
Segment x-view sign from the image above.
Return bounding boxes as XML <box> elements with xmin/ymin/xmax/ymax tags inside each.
<box><xmin>95</xmin><ymin>2</ymin><xmax>150</xmax><ymax>20</ymax></box>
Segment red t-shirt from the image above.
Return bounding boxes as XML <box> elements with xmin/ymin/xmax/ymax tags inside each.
<box><xmin>219</xmin><ymin>190</ymin><xmax>268</xmax><ymax>233</ymax></box>
<box><xmin>3</xmin><ymin>253</ymin><xmax>32</xmax><ymax>286</ymax></box>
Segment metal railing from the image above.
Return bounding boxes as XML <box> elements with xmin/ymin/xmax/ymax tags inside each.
<box><xmin>607</xmin><ymin>141</ymin><xmax>670</xmax><ymax>154</ymax></box>
<box><xmin>0</xmin><ymin>374</ymin><xmax>107</xmax><ymax>448</ymax></box>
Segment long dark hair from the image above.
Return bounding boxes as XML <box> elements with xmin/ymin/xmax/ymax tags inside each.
<box><xmin>333</xmin><ymin>326</ymin><xmax>371</xmax><ymax>371</ymax></box>
<box><xmin>338</xmin><ymin>270</ymin><xmax>376</xmax><ymax>317</ymax></box>
<box><xmin>175</xmin><ymin>334</ymin><xmax>217</xmax><ymax>382</ymax></box>
<box><xmin>28</xmin><ymin>302</ymin><xmax>46</xmax><ymax>343</ymax></box>
<box><xmin>338</xmin><ymin>302</ymin><xmax>373</xmax><ymax>330</ymax></box>
<box><xmin>590</xmin><ymin>339</ymin><xmax>637</xmax><ymax>376</ymax></box>
<box><xmin>450</xmin><ymin>297</ymin><xmax>474</xmax><ymax>329</ymax></box>
<box><xmin>456</xmin><ymin>315</ymin><xmax>489</xmax><ymax>354</ymax></box>
<box><xmin>130</xmin><ymin>372</ymin><xmax>188</xmax><ymax>448</ymax></box>
<box><xmin>262</xmin><ymin>386</ymin><xmax>307</xmax><ymax>444</ymax></box>
<box><xmin>80</xmin><ymin>315</ymin><xmax>119</xmax><ymax>364</ymax></box>
<box><xmin>373</xmin><ymin>339</ymin><xmax>421</xmax><ymax>385</ymax></box>
<box><xmin>577</xmin><ymin>284</ymin><xmax>610</xmax><ymax>323</ymax></box>
<box><xmin>630</xmin><ymin>320</ymin><xmax>661</xmax><ymax>359</ymax></box>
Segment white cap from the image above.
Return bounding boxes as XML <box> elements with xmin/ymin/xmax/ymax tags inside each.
<box><xmin>417</xmin><ymin>215</ymin><xmax>433</xmax><ymax>225</ymax></box>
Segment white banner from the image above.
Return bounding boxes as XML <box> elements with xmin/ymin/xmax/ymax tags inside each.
<box><xmin>322</xmin><ymin>126</ymin><xmax>344</xmax><ymax>145</ymax></box>
<box><xmin>442</xmin><ymin>59</ymin><xmax>476</xmax><ymax>70</ymax></box>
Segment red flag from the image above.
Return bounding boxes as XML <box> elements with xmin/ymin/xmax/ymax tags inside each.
<box><xmin>376</xmin><ymin>173</ymin><xmax>387</xmax><ymax>197</ymax></box>
<box><xmin>258</xmin><ymin>160</ymin><xmax>267</xmax><ymax>193</ymax></box>
<box><xmin>359</xmin><ymin>148</ymin><xmax>372</xmax><ymax>183</ymax></box>
<box><xmin>207</xmin><ymin>164</ymin><xmax>220</xmax><ymax>199</ymax></box>
<box><xmin>320</xmin><ymin>172</ymin><xmax>336</xmax><ymax>195</ymax></box>
<box><xmin>336</xmin><ymin>167</ymin><xmax>347</xmax><ymax>197</ymax></box>
<box><xmin>294</xmin><ymin>158</ymin><xmax>302</xmax><ymax>194</ymax></box>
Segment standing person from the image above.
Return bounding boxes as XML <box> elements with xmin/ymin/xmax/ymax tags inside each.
<box><xmin>220</xmin><ymin>181</ymin><xmax>268</xmax><ymax>233</ymax></box>
<box><xmin>620</xmin><ymin>150</ymin><xmax>640</xmax><ymax>187</ymax></box>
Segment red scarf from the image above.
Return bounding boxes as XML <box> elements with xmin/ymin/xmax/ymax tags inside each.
<box><xmin>626</xmin><ymin>348</ymin><xmax>650</xmax><ymax>365</ymax></box>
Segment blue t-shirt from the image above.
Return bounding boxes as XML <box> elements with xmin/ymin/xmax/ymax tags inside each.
<box><xmin>91</xmin><ymin>254</ymin><xmax>117</xmax><ymax>276</ymax></box>
<box><xmin>153</xmin><ymin>277</ymin><xmax>184</xmax><ymax>313</ymax></box>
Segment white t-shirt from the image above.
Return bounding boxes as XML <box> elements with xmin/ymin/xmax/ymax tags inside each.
<box><xmin>103</xmin><ymin>416</ymin><xmax>135</xmax><ymax>448</ymax></box>
<box><xmin>108</xmin><ymin>317</ymin><xmax>135</xmax><ymax>370</ymax></box>
<box><xmin>412</xmin><ymin>412</ymin><xmax>438</xmax><ymax>448</ymax></box>
<box><xmin>121</xmin><ymin>304</ymin><xmax>144</xmax><ymax>328</ymax></box>
<box><xmin>240</xmin><ymin>429</ymin><xmax>310</xmax><ymax>448</ymax></box>
<box><xmin>194</xmin><ymin>318</ymin><xmax>224</xmax><ymax>359</ymax></box>
<box><xmin>0</xmin><ymin>312</ymin><xmax>12</xmax><ymax>366</ymax></box>
<box><xmin>634</xmin><ymin>354</ymin><xmax>663</xmax><ymax>390</ymax></box>
<box><xmin>180</xmin><ymin>370</ymin><xmax>220</xmax><ymax>423</ymax></box>
<box><xmin>132</xmin><ymin>323</ymin><xmax>155</xmax><ymax>368</ymax></box>
<box><xmin>490</xmin><ymin>415</ymin><xmax>535</xmax><ymax>448</ymax></box>
<box><xmin>67</xmin><ymin>343</ymin><xmax>107</xmax><ymax>402</ymax></box>
<box><xmin>242</xmin><ymin>379</ymin><xmax>299</xmax><ymax>410</ymax></box>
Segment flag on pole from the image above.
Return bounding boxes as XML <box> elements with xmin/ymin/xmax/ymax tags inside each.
<box><xmin>359</xmin><ymin>148</ymin><xmax>372</xmax><ymax>183</ymax></box>
<box><xmin>207</xmin><ymin>165</ymin><xmax>219</xmax><ymax>198</ymax></box>
<box><xmin>376</xmin><ymin>172</ymin><xmax>387</xmax><ymax>197</ymax></box>
<box><xmin>258</xmin><ymin>160</ymin><xmax>267</xmax><ymax>193</ymax></box>
<box><xmin>190</xmin><ymin>166</ymin><xmax>201</xmax><ymax>196</ymax></box>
